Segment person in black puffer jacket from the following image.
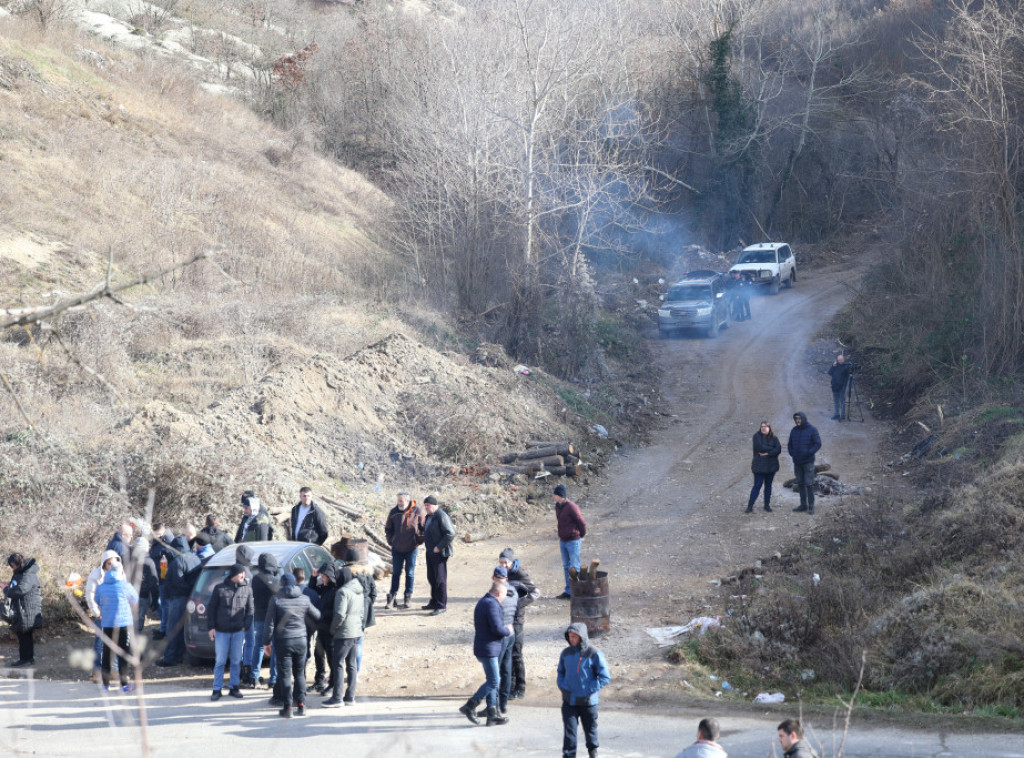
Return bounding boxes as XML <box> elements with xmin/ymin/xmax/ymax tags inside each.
<box><xmin>310</xmin><ymin>562</ymin><xmax>339</xmax><ymax>693</ymax></box>
<box><xmin>262</xmin><ymin>573</ymin><xmax>320</xmax><ymax>717</ymax></box>
<box><xmin>252</xmin><ymin>553</ymin><xmax>282</xmax><ymax>692</ymax></box>
<box><xmin>4</xmin><ymin>554</ymin><xmax>42</xmax><ymax>666</ymax></box>
<box><xmin>787</xmin><ymin>411</ymin><xmax>822</xmax><ymax>515</ymax></box>
<box><xmin>746</xmin><ymin>420</ymin><xmax>782</xmax><ymax>513</ymax></box>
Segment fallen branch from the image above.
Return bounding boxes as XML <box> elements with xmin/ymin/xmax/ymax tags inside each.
<box><xmin>319</xmin><ymin>494</ymin><xmax>366</xmax><ymax>521</ymax></box>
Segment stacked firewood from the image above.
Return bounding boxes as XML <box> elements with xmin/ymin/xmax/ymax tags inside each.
<box><xmin>496</xmin><ymin>440</ymin><xmax>580</xmax><ymax>478</ymax></box>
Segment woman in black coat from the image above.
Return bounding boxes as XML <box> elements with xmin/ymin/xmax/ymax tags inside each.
<box><xmin>4</xmin><ymin>553</ymin><xmax>43</xmax><ymax>666</ymax></box>
<box><xmin>746</xmin><ymin>421</ymin><xmax>782</xmax><ymax>513</ymax></box>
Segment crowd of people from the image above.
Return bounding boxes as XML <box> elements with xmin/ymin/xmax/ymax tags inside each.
<box><xmin>3</xmin><ymin>479</ymin><xmax>828</xmax><ymax>757</ymax></box>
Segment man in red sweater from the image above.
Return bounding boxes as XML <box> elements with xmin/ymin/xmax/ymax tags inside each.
<box><xmin>553</xmin><ymin>484</ymin><xmax>586</xmax><ymax>600</ymax></box>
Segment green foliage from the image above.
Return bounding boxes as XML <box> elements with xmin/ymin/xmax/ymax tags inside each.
<box><xmin>593</xmin><ymin>315</ymin><xmax>636</xmax><ymax>361</ymax></box>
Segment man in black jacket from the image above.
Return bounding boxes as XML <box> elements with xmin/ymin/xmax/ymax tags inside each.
<box><xmin>421</xmin><ymin>495</ymin><xmax>455</xmax><ymax>615</ymax></box>
<box><xmin>252</xmin><ymin>553</ymin><xmax>282</xmax><ymax>695</ymax></box>
<box><xmin>155</xmin><ymin>536</ymin><xmax>201</xmax><ymax>666</ymax></box>
<box><xmin>498</xmin><ymin>547</ymin><xmax>538</xmax><ymax>699</ymax></box>
<box><xmin>263</xmin><ymin>572</ymin><xmax>320</xmax><ymax>718</ymax></box>
<box><xmin>311</xmin><ymin>562</ymin><xmax>339</xmax><ymax>694</ymax></box>
<box><xmin>208</xmin><ymin>563</ymin><xmax>254</xmax><ymax>700</ymax></box>
<box><xmin>200</xmin><ymin>516</ymin><xmax>234</xmax><ymax>552</ymax></box>
<box><xmin>290</xmin><ymin>487</ymin><xmax>329</xmax><ymax>545</ymax></box>
<box><xmin>788</xmin><ymin>411</ymin><xmax>822</xmax><ymax>515</ymax></box>
<box><xmin>828</xmin><ymin>354</ymin><xmax>853</xmax><ymax>421</ymax></box>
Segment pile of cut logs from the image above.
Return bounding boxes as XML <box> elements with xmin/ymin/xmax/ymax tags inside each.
<box><xmin>569</xmin><ymin>558</ymin><xmax>601</xmax><ymax>582</ymax></box>
<box><xmin>497</xmin><ymin>441</ymin><xmax>580</xmax><ymax>478</ymax></box>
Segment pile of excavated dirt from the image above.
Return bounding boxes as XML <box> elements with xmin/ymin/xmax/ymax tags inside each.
<box><xmin>115</xmin><ymin>332</ymin><xmax>607</xmax><ymax>538</ymax></box>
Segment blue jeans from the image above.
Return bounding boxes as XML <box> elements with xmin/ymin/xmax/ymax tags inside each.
<box><xmin>832</xmin><ymin>388</ymin><xmax>847</xmax><ymax>419</ymax></box>
<box><xmin>498</xmin><ymin>633</ymin><xmax>515</xmax><ymax>709</ymax></box>
<box><xmin>241</xmin><ymin>625</ymin><xmax>256</xmax><ymax>676</ymax></box>
<box><xmin>252</xmin><ymin>621</ymin><xmax>277</xmax><ymax>684</ymax></box>
<box><xmin>356</xmin><ymin>637</ymin><xmax>363</xmax><ymax>671</ymax></box>
<box><xmin>389</xmin><ymin>549</ymin><xmax>417</xmax><ymax>597</ymax></box>
<box><xmin>161</xmin><ymin>595</ymin><xmax>188</xmax><ymax>664</ymax></box>
<box><xmin>472</xmin><ymin>655</ymin><xmax>501</xmax><ymax>707</ymax></box>
<box><xmin>212</xmin><ymin>630</ymin><xmax>245</xmax><ymax>690</ymax></box>
<box><xmin>748</xmin><ymin>472</ymin><xmax>775</xmax><ymax>508</ymax></box>
<box><xmin>794</xmin><ymin>461</ymin><xmax>816</xmax><ymax>510</ymax></box>
<box><xmin>158</xmin><ymin>584</ymin><xmax>168</xmax><ymax>633</ymax></box>
<box><xmin>560</xmin><ymin>539</ymin><xmax>581</xmax><ymax>595</ymax></box>
<box><xmin>562</xmin><ymin>702</ymin><xmax>599</xmax><ymax>757</ymax></box>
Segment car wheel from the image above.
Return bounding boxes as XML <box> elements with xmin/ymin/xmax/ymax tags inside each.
<box><xmin>769</xmin><ymin>275</ymin><xmax>780</xmax><ymax>295</ymax></box>
<box><xmin>784</xmin><ymin>270</ymin><xmax>795</xmax><ymax>288</ymax></box>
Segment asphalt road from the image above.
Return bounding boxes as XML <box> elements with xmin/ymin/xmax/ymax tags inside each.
<box><xmin>2</xmin><ymin>677</ymin><xmax>1023</xmax><ymax>757</ymax></box>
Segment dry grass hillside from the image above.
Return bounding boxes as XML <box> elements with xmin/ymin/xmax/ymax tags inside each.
<box><xmin>0</xmin><ymin>17</ymin><xmax>639</xmax><ymax>621</ymax></box>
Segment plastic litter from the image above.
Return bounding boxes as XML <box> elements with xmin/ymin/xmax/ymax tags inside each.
<box><xmin>754</xmin><ymin>692</ymin><xmax>786</xmax><ymax>704</ymax></box>
<box><xmin>592</xmin><ymin>424</ymin><xmax>608</xmax><ymax>438</ymax></box>
<box><xmin>721</xmin><ymin>681</ymin><xmax>733</xmax><ymax>691</ymax></box>
<box><xmin>512</xmin><ymin>364</ymin><xmax>532</xmax><ymax>376</ymax></box>
<box><xmin>645</xmin><ymin>617</ymin><xmax>722</xmax><ymax>647</ymax></box>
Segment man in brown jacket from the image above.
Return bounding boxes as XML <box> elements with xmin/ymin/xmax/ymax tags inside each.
<box><xmin>383</xmin><ymin>491</ymin><xmax>425</xmax><ymax>609</ymax></box>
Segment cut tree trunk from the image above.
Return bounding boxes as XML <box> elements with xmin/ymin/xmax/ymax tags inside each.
<box><xmin>518</xmin><ymin>444</ymin><xmax>574</xmax><ymax>460</ymax></box>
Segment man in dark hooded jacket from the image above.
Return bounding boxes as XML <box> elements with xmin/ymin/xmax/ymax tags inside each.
<box><xmin>155</xmin><ymin>535</ymin><xmax>200</xmax><ymax>666</ymax></box>
<box><xmin>149</xmin><ymin>525</ymin><xmax>175</xmax><ymax>640</ymax></box>
<box><xmin>787</xmin><ymin>411</ymin><xmax>822</xmax><ymax>515</ymax></box>
<box><xmin>233</xmin><ymin>544</ymin><xmax>259</xmax><ymax>688</ymax></box>
<box><xmin>252</xmin><ymin>553</ymin><xmax>282</xmax><ymax>694</ymax></box>
<box><xmin>498</xmin><ymin>547</ymin><xmax>538</xmax><ymax>698</ymax></box>
<box><xmin>262</xmin><ymin>573</ymin><xmax>320</xmax><ymax>718</ymax></box>
<box><xmin>201</xmin><ymin>515</ymin><xmax>234</xmax><ymax>552</ymax></box>
<box><xmin>557</xmin><ymin>622</ymin><xmax>611</xmax><ymax>758</ymax></box>
<box><xmin>311</xmin><ymin>562</ymin><xmax>339</xmax><ymax>693</ymax></box>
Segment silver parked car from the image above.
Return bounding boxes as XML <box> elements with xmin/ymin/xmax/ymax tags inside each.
<box><xmin>184</xmin><ymin>541</ymin><xmax>333</xmax><ymax>663</ymax></box>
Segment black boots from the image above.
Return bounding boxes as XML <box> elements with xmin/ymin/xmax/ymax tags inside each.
<box><xmin>485</xmin><ymin>705</ymin><xmax>509</xmax><ymax>726</ymax></box>
<box><xmin>397</xmin><ymin>593</ymin><xmax>412</xmax><ymax>609</ymax></box>
<box><xmin>459</xmin><ymin>698</ymin><xmax>481</xmax><ymax>724</ymax></box>
<box><xmin>384</xmin><ymin>593</ymin><xmax>395</xmax><ymax>609</ymax></box>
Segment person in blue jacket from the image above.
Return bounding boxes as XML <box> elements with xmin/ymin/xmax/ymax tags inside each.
<box><xmin>787</xmin><ymin>411</ymin><xmax>822</xmax><ymax>515</ymax></box>
<box><xmin>459</xmin><ymin>581</ymin><xmax>512</xmax><ymax>726</ymax></box>
<box><xmin>557</xmin><ymin>622</ymin><xmax>611</xmax><ymax>758</ymax></box>
<box><xmin>94</xmin><ymin>564</ymin><xmax>139</xmax><ymax>692</ymax></box>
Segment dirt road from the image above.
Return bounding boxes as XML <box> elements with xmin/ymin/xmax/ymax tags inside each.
<box><xmin>360</xmin><ymin>262</ymin><xmax>887</xmax><ymax>706</ymax></box>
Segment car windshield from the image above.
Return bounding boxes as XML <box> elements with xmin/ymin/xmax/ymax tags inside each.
<box><xmin>667</xmin><ymin>285</ymin><xmax>712</xmax><ymax>302</ymax></box>
<box><xmin>737</xmin><ymin>250</ymin><xmax>776</xmax><ymax>264</ymax></box>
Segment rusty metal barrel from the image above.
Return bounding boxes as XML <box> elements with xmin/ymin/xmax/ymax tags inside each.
<box><xmin>570</xmin><ymin>571</ymin><xmax>610</xmax><ymax>635</ymax></box>
<box><xmin>331</xmin><ymin>537</ymin><xmax>369</xmax><ymax>564</ymax></box>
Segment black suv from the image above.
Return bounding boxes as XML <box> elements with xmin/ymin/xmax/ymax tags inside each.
<box><xmin>657</xmin><ymin>271</ymin><xmax>729</xmax><ymax>338</ymax></box>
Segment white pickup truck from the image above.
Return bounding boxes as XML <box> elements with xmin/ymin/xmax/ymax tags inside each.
<box><xmin>728</xmin><ymin>242</ymin><xmax>797</xmax><ymax>295</ymax></box>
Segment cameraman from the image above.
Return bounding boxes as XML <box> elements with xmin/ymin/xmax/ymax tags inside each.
<box><xmin>828</xmin><ymin>354</ymin><xmax>854</xmax><ymax>421</ymax></box>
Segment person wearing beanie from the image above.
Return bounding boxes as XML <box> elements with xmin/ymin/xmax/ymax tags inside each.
<box><xmin>459</xmin><ymin>581</ymin><xmax>512</xmax><ymax>727</ymax></box>
<box><xmin>498</xmin><ymin>547</ymin><xmax>539</xmax><ymax>699</ymax></box>
<box><xmin>480</xmin><ymin>565</ymin><xmax>519</xmax><ymax>720</ymax></box>
<box><xmin>263</xmin><ymin>570</ymin><xmax>320</xmax><ymax>717</ymax></box>
<box><xmin>552</xmin><ymin>485</ymin><xmax>586</xmax><ymax>600</ymax></box>
<box><xmin>342</xmin><ymin>547</ymin><xmax>377</xmax><ymax>673</ymax></box>
<box><xmin>383</xmin><ymin>492</ymin><xmax>426</xmax><ymax>609</ymax></box>
<box><xmin>207</xmin><ymin>563</ymin><xmax>254</xmax><ymax>701</ymax></box>
<box><xmin>324</xmin><ymin>565</ymin><xmax>364</xmax><ymax>706</ymax></box>
<box><xmin>421</xmin><ymin>495</ymin><xmax>455</xmax><ymax>616</ymax></box>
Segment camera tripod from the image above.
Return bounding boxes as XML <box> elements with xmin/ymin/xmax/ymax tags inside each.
<box><xmin>843</xmin><ymin>373</ymin><xmax>865</xmax><ymax>422</ymax></box>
